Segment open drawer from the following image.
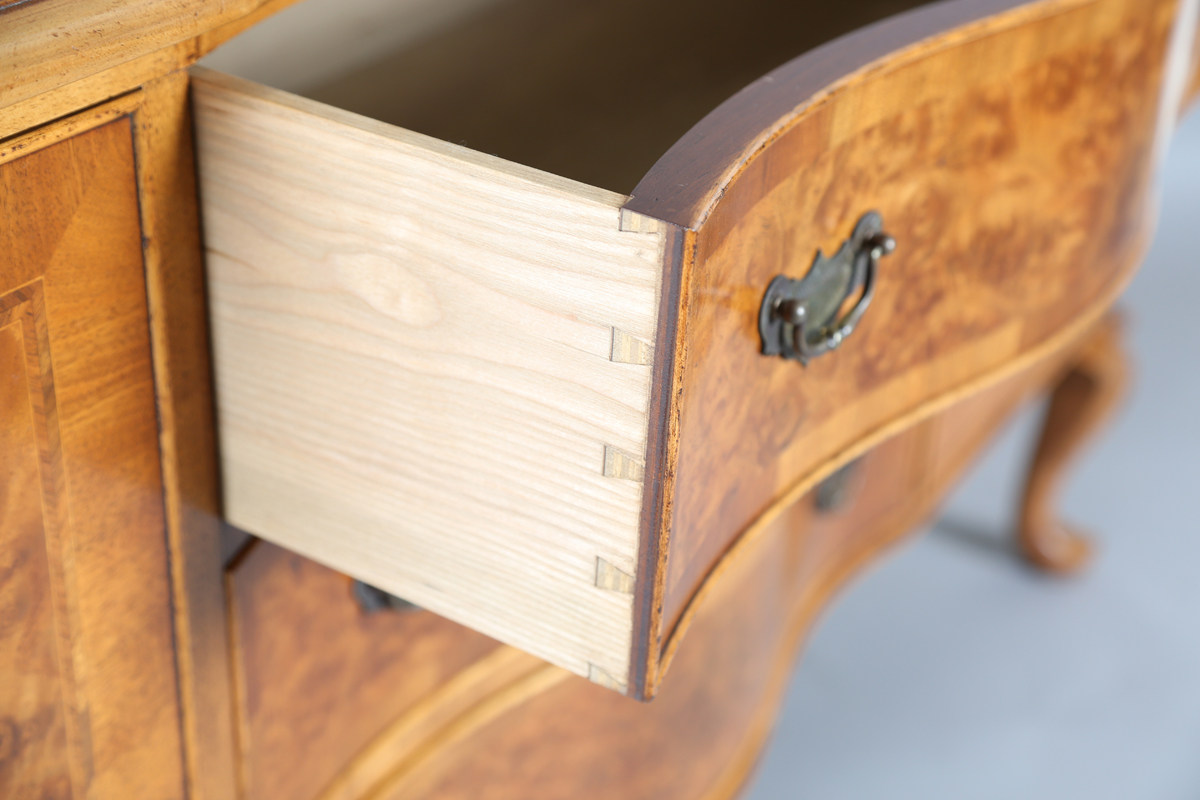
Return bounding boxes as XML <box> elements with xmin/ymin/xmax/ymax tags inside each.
<box><xmin>193</xmin><ymin>0</ymin><xmax>1181</xmax><ymax>699</ymax></box>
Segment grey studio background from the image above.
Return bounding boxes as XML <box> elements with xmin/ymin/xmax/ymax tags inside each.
<box><xmin>746</xmin><ymin>106</ymin><xmax>1200</xmax><ymax>800</ymax></box>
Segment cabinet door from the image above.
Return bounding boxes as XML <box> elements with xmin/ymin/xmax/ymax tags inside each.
<box><xmin>0</xmin><ymin>115</ymin><xmax>185</xmax><ymax>799</ymax></box>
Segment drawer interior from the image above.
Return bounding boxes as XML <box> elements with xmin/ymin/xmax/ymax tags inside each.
<box><xmin>202</xmin><ymin>0</ymin><xmax>935</xmax><ymax>192</ymax></box>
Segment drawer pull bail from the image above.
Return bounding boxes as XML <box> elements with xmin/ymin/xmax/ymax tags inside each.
<box><xmin>759</xmin><ymin>211</ymin><xmax>895</xmax><ymax>365</ymax></box>
<box><xmin>353</xmin><ymin>580</ymin><xmax>421</xmax><ymax>614</ymax></box>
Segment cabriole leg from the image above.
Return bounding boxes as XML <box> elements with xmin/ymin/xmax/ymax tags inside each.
<box><xmin>1019</xmin><ymin>313</ymin><xmax>1130</xmax><ymax>574</ymax></box>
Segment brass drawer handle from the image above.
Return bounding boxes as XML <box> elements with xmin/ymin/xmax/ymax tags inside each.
<box><xmin>814</xmin><ymin>459</ymin><xmax>862</xmax><ymax>513</ymax></box>
<box><xmin>759</xmin><ymin>211</ymin><xmax>895</xmax><ymax>365</ymax></box>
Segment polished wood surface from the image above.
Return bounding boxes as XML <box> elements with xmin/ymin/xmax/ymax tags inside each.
<box><xmin>0</xmin><ymin>92</ymin><xmax>143</xmax><ymax>163</ymax></box>
<box><xmin>134</xmin><ymin>70</ymin><xmax>240</xmax><ymax>800</ymax></box>
<box><xmin>1019</xmin><ymin>313</ymin><xmax>1130</xmax><ymax>572</ymax></box>
<box><xmin>636</xmin><ymin>0</ymin><xmax>1182</xmax><ymax>697</ymax></box>
<box><xmin>625</xmin><ymin>0</ymin><xmax>1065</xmax><ymax>227</ymax></box>
<box><xmin>0</xmin><ymin>112</ymin><xmax>185</xmax><ymax>799</ymax></box>
<box><xmin>377</xmin><ymin>427</ymin><xmax>929</xmax><ymax>800</ymax></box>
<box><xmin>215</xmin><ymin>423</ymin><xmax>922</xmax><ymax>800</ymax></box>
<box><xmin>0</xmin><ymin>0</ymin><xmax>297</xmax><ymax>113</ymax></box>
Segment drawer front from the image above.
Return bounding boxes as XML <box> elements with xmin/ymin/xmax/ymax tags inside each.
<box><xmin>633</xmin><ymin>0</ymin><xmax>1181</xmax><ymax>695</ymax></box>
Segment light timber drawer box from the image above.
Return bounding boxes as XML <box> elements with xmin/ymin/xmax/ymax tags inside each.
<box><xmin>193</xmin><ymin>0</ymin><xmax>1175</xmax><ymax>699</ymax></box>
<box><xmin>195</xmin><ymin>67</ymin><xmax>667</xmax><ymax>695</ymax></box>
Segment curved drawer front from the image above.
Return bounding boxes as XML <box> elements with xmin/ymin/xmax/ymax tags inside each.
<box><xmin>629</xmin><ymin>0</ymin><xmax>1185</xmax><ymax>692</ymax></box>
<box><xmin>195</xmin><ymin>0</ymin><xmax>1191</xmax><ymax>700</ymax></box>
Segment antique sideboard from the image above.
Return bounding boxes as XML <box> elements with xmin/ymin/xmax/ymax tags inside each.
<box><xmin>3</xmin><ymin>0</ymin><xmax>1199</xmax><ymax>797</ymax></box>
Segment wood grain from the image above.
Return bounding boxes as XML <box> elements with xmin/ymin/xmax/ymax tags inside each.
<box><xmin>0</xmin><ymin>114</ymin><xmax>185</xmax><ymax>798</ymax></box>
<box><xmin>624</xmin><ymin>0</ymin><xmax>1089</xmax><ymax>228</ymax></box>
<box><xmin>192</xmin><ymin>0</ymin><xmax>1192</xmax><ymax>698</ymax></box>
<box><xmin>0</xmin><ymin>91</ymin><xmax>142</xmax><ymax>165</ymax></box>
<box><xmin>637</xmin><ymin>0</ymin><xmax>1180</xmax><ymax>696</ymax></box>
<box><xmin>217</xmin><ymin>426</ymin><xmax>923</xmax><ymax>800</ymax></box>
<box><xmin>0</xmin><ymin>41</ymin><xmax>194</xmax><ymax>141</ymax></box>
<box><xmin>0</xmin><ymin>0</ymin><xmax>303</xmax><ymax>114</ymax></box>
<box><xmin>133</xmin><ymin>70</ymin><xmax>239</xmax><ymax>800</ymax></box>
<box><xmin>0</xmin><ymin>0</ymin><xmax>1190</xmax><ymax>796</ymax></box>
<box><xmin>194</xmin><ymin>67</ymin><xmax>670</xmax><ymax>685</ymax></box>
<box><xmin>313</xmin><ymin>647</ymin><xmax>549</xmax><ymax>800</ymax></box>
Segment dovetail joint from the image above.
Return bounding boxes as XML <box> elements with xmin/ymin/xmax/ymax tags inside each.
<box><xmin>619</xmin><ymin>208</ymin><xmax>665</xmax><ymax>235</ymax></box>
<box><xmin>603</xmin><ymin>445</ymin><xmax>644</xmax><ymax>482</ymax></box>
<box><xmin>595</xmin><ymin>557</ymin><xmax>635</xmax><ymax>594</ymax></box>
<box><xmin>611</xmin><ymin>328</ymin><xmax>653</xmax><ymax>365</ymax></box>
<box><xmin>588</xmin><ymin>663</ymin><xmax>628</xmax><ymax>693</ymax></box>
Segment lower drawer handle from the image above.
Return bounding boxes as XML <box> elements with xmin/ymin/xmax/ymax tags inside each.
<box><xmin>758</xmin><ymin>211</ymin><xmax>895</xmax><ymax>365</ymax></box>
<box><xmin>353</xmin><ymin>580</ymin><xmax>420</xmax><ymax>614</ymax></box>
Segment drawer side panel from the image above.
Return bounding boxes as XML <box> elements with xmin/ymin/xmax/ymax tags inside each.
<box><xmin>192</xmin><ymin>70</ymin><xmax>665</xmax><ymax>684</ymax></box>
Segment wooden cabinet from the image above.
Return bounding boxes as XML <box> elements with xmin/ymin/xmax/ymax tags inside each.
<box><xmin>0</xmin><ymin>0</ymin><xmax>1196</xmax><ymax>798</ymax></box>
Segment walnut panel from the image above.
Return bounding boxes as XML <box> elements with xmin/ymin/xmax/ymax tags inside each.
<box><xmin>0</xmin><ymin>116</ymin><xmax>185</xmax><ymax>800</ymax></box>
<box><xmin>0</xmin><ymin>295</ymin><xmax>74</xmax><ymax>800</ymax></box>
<box><xmin>660</xmin><ymin>0</ymin><xmax>1177</xmax><ymax>643</ymax></box>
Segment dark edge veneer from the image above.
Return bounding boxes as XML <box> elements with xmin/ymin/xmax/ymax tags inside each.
<box><xmin>627</xmin><ymin>221</ymin><xmax>689</xmax><ymax>701</ymax></box>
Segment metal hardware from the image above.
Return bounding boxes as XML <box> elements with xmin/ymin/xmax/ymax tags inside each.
<box><xmin>352</xmin><ymin>580</ymin><xmax>421</xmax><ymax>614</ymax></box>
<box><xmin>814</xmin><ymin>459</ymin><xmax>862</xmax><ymax>513</ymax></box>
<box><xmin>759</xmin><ymin>212</ymin><xmax>895</xmax><ymax>365</ymax></box>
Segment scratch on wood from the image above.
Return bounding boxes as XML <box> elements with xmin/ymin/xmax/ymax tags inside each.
<box><xmin>603</xmin><ymin>445</ymin><xmax>644</xmax><ymax>482</ymax></box>
<box><xmin>610</xmin><ymin>328</ymin><xmax>653</xmax><ymax>365</ymax></box>
<box><xmin>595</xmin><ymin>557</ymin><xmax>635</xmax><ymax>594</ymax></box>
